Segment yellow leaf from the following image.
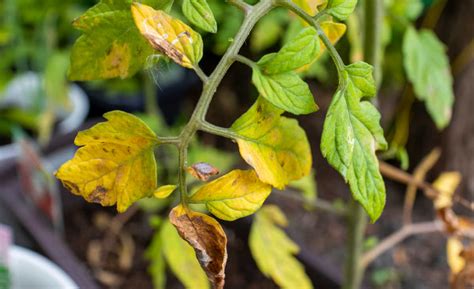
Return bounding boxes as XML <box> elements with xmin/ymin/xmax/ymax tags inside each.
<box><xmin>433</xmin><ymin>172</ymin><xmax>462</xmax><ymax>209</ymax></box>
<box><xmin>292</xmin><ymin>0</ymin><xmax>327</xmax><ymax>16</ymax></box>
<box><xmin>55</xmin><ymin>110</ymin><xmax>158</xmax><ymax>212</ymax></box>
<box><xmin>161</xmin><ymin>221</ymin><xmax>210</xmax><ymax>289</ymax></box>
<box><xmin>249</xmin><ymin>205</ymin><xmax>313</xmax><ymax>289</ymax></box>
<box><xmin>319</xmin><ymin>20</ymin><xmax>346</xmax><ymax>55</ymax></box>
<box><xmin>153</xmin><ymin>185</ymin><xmax>177</xmax><ymax>198</ymax></box>
<box><xmin>169</xmin><ymin>205</ymin><xmax>227</xmax><ymax>289</ymax></box>
<box><xmin>231</xmin><ymin>97</ymin><xmax>312</xmax><ymax>189</ymax></box>
<box><xmin>131</xmin><ymin>2</ymin><xmax>203</xmax><ymax>68</ymax></box>
<box><xmin>189</xmin><ymin>170</ymin><xmax>272</xmax><ymax>221</ymax></box>
<box><xmin>447</xmin><ymin>237</ymin><xmax>466</xmax><ymax>275</ymax></box>
<box><xmin>297</xmin><ymin>20</ymin><xmax>346</xmax><ymax>72</ymax></box>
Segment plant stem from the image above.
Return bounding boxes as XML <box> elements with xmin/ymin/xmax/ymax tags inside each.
<box><xmin>143</xmin><ymin>72</ymin><xmax>159</xmax><ymax>116</ymax></box>
<box><xmin>227</xmin><ymin>0</ymin><xmax>252</xmax><ymax>14</ymax></box>
<box><xmin>363</xmin><ymin>0</ymin><xmax>384</xmax><ymax>88</ymax></box>
<box><xmin>344</xmin><ymin>201</ymin><xmax>368</xmax><ymax>289</ymax></box>
<box><xmin>361</xmin><ymin>221</ymin><xmax>442</xmax><ymax>268</ymax></box>
<box><xmin>234</xmin><ymin>54</ymin><xmax>257</xmax><ymax>68</ymax></box>
<box><xmin>174</xmin><ymin>0</ymin><xmax>274</xmax><ymax>204</ymax></box>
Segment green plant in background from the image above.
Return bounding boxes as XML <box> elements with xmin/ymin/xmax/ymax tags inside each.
<box><xmin>54</xmin><ymin>0</ymin><xmax>459</xmax><ymax>289</ymax></box>
<box><xmin>0</xmin><ymin>0</ymin><xmax>85</xmax><ymax>144</ymax></box>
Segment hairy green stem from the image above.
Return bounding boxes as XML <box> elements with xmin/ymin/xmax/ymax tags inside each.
<box><xmin>234</xmin><ymin>54</ymin><xmax>257</xmax><ymax>68</ymax></box>
<box><xmin>344</xmin><ymin>202</ymin><xmax>368</xmax><ymax>289</ymax></box>
<box><xmin>227</xmin><ymin>0</ymin><xmax>252</xmax><ymax>14</ymax></box>
<box><xmin>363</xmin><ymin>0</ymin><xmax>384</xmax><ymax>88</ymax></box>
<box><xmin>174</xmin><ymin>0</ymin><xmax>274</xmax><ymax>204</ymax></box>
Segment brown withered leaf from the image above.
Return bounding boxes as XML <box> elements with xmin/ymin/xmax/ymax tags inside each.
<box><xmin>187</xmin><ymin>162</ymin><xmax>220</xmax><ymax>181</ymax></box>
<box><xmin>169</xmin><ymin>205</ymin><xmax>227</xmax><ymax>289</ymax></box>
<box><xmin>450</xmin><ymin>241</ymin><xmax>474</xmax><ymax>289</ymax></box>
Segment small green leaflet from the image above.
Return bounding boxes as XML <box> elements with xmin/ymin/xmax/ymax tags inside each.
<box><xmin>403</xmin><ymin>27</ymin><xmax>454</xmax><ymax>129</ymax></box>
<box><xmin>326</xmin><ymin>0</ymin><xmax>357</xmax><ymax>20</ymax></box>
<box><xmin>249</xmin><ymin>205</ymin><xmax>313</xmax><ymax>289</ymax></box>
<box><xmin>252</xmin><ymin>68</ymin><xmax>317</xmax><ymax>115</ymax></box>
<box><xmin>321</xmin><ymin>62</ymin><xmax>387</xmax><ymax>221</ymax></box>
<box><xmin>259</xmin><ymin>27</ymin><xmax>320</xmax><ymax>74</ymax></box>
<box><xmin>182</xmin><ymin>0</ymin><xmax>217</xmax><ymax>33</ymax></box>
<box><xmin>69</xmin><ymin>0</ymin><xmax>173</xmax><ymax>80</ymax></box>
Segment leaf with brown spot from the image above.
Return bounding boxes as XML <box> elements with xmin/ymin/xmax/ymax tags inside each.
<box><xmin>55</xmin><ymin>111</ymin><xmax>159</xmax><ymax>212</ymax></box>
<box><xmin>131</xmin><ymin>2</ymin><xmax>203</xmax><ymax>68</ymax></box>
<box><xmin>188</xmin><ymin>170</ymin><xmax>272</xmax><ymax>221</ymax></box>
<box><xmin>187</xmin><ymin>162</ymin><xmax>220</xmax><ymax>181</ymax></box>
<box><xmin>169</xmin><ymin>205</ymin><xmax>227</xmax><ymax>289</ymax></box>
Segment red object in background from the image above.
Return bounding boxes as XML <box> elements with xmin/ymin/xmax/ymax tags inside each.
<box><xmin>16</xmin><ymin>138</ymin><xmax>63</xmax><ymax>233</ymax></box>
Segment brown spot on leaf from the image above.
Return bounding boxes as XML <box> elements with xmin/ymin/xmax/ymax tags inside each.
<box><xmin>169</xmin><ymin>206</ymin><xmax>227</xmax><ymax>289</ymax></box>
<box><xmin>187</xmin><ymin>162</ymin><xmax>219</xmax><ymax>181</ymax></box>
<box><xmin>62</xmin><ymin>181</ymin><xmax>79</xmax><ymax>194</ymax></box>
<box><xmin>88</xmin><ymin>186</ymin><xmax>108</xmax><ymax>204</ymax></box>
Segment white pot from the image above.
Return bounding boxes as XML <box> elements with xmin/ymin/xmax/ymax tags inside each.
<box><xmin>9</xmin><ymin>246</ymin><xmax>78</xmax><ymax>289</ymax></box>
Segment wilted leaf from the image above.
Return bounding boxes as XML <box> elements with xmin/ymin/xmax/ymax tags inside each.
<box><xmin>187</xmin><ymin>162</ymin><xmax>220</xmax><ymax>181</ymax></box>
<box><xmin>321</xmin><ymin>62</ymin><xmax>387</xmax><ymax>221</ymax></box>
<box><xmin>169</xmin><ymin>205</ymin><xmax>227</xmax><ymax>289</ymax></box>
<box><xmin>259</xmin><ymin>27</ymin><xmax>320</xmax><ymax>74</ymax></box>
<box><xmin>132</xmin><ymin>2</ymin><xmax>203</xmax><ymax>69</ymax></box>
<box><xmin>403</xmin><ymin>27</ymin><xmax>454</xmax><ymax>129</ymax></box>
<box><xmin>433</xmin><ymin>172</ymin><xmax>462</xmax><ymax>209</ymax></box>
<box><xmin>292</xmin><ymin>0</ymin><xmax>327</xmax><ymax>16</ymax></box>
<box><xmin>69</xmin><ymin>0</ymin><xmax>172</xmax><ymax>80</ymax></box>
<box><xmin>326</xmin><ymin>0</ymin><xmax>357</xmax><ymax>20</ymax></box>
<box><xmin>252</xmin><ymin>68</ymin><xmax>318</xmax><ymax>115</ymax></box>
<box><xmin>318</xmin><ymin>20</ymin><xmax>346</xmax><ymax>56</ymax></box>
<box><xmin>161</xmin><ymin>220</ymin><xmax>210</xmax><ymax>289</ymax></box>
<box><xmin>231</xmin><ymin>97</ymin><xmax>312</xmax><ymax>189</ymax></box>
<box><xmin>56</xmin><ymin>111</ymin><xmax>159</xmax><ymax>212</ymax></box>
<box><xmin>249</xmin><ymin>205</ymin><xmax>313</xmax><ymax>289</ymax></box>
<box><xmin>153</xmin><ymin>185</ymin><xmax>177</xmax><ymax>199</ymax></box>
<box><xmin>182</xmin><ymin>0</ymin><xmax>217</xmax><ymax>33</ymax></box>
<box><xmin>189</xmin><ymin>170</ymin><xmax>272</xmax><ymax>221</ymax></box>
<box><xmin>448</xmin><ymin>237</ymin><xmax>466</xmax><ymax>276</ymax></box>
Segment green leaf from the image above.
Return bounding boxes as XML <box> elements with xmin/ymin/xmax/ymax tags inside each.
<box><xmin>290</xmin><ymin>170</ymin><xmax>318</xmax><ymax>205</ymax></box>
<box><xmin>250</xmin><ymin>10</ymin><xmax>288</xmax><ymax>53</ymax></box>
<box><xmin>161</xmin><ymin>220</ymin><xmax>210</xmax><ymax>289</ymax></box>
<box><xmin>69</xmin><ymin>0</ymin><xmax>173</xmax><ymax>80</ymax></box>
<box><xmin>249</xmin><ymin>205</ymin><xmax>313</xmax><ymax>289</ymax></box>
<box><xmin>182</xmin><ymin>0</ymin><xmax>217</xmax><ymax>33</ymax></box>
<box><xmin>259</xmin><ymin>27</ymin><xmax>320</xmax><ymax>74</ymax></box>
<box><xmin>403</xmin><ymin>27</ymin><xmax>454</xmax><ymax>129</ymax></box>
<box><xmin>145</xmin><ymin>223</ymin><xmax>166</xmax><ymax>289</ymax></box>
<box><xmin>189</xmin><ymin>170</ymin><xmax>272</xmax><ymax>221</ymax></box>
<box><xmin>321</xmin><ymin>62</ymin><xmax>387</xmax><ymax>221</ymax></box>
<box><xmin>231</xmin><ymin>97</ymin><xmax>312</xmax><ymax>189</ymax></box>
<box><xmin>326</xmin><ymin>0</ymin><xmax>357</xmax><ymax>20</ymax></box>
<box><xmin>252</xmin><ymin>68</ymin><xmax>318</xmax><ymax>115</ymax></box>
<box><xmin>55</xmin><ymin>111</ymin><xmax>159</xmax><ymax>212</ymax></box>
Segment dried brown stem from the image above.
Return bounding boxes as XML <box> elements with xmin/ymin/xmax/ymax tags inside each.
<box><xmin>403</xmin><ymin>148</ymin><xmax>441</xmax><ymax>224</ymax></box>
<box><xmin>361</xmin><ymin>220</ymin><xmax>443</xmax><ymax>268</ymax></box>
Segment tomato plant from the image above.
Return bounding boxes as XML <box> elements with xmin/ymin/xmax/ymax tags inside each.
<box><xmin>54</xmin><ymin>0</ymin><xmax>470</xmax><ymax>289</ymax></box>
